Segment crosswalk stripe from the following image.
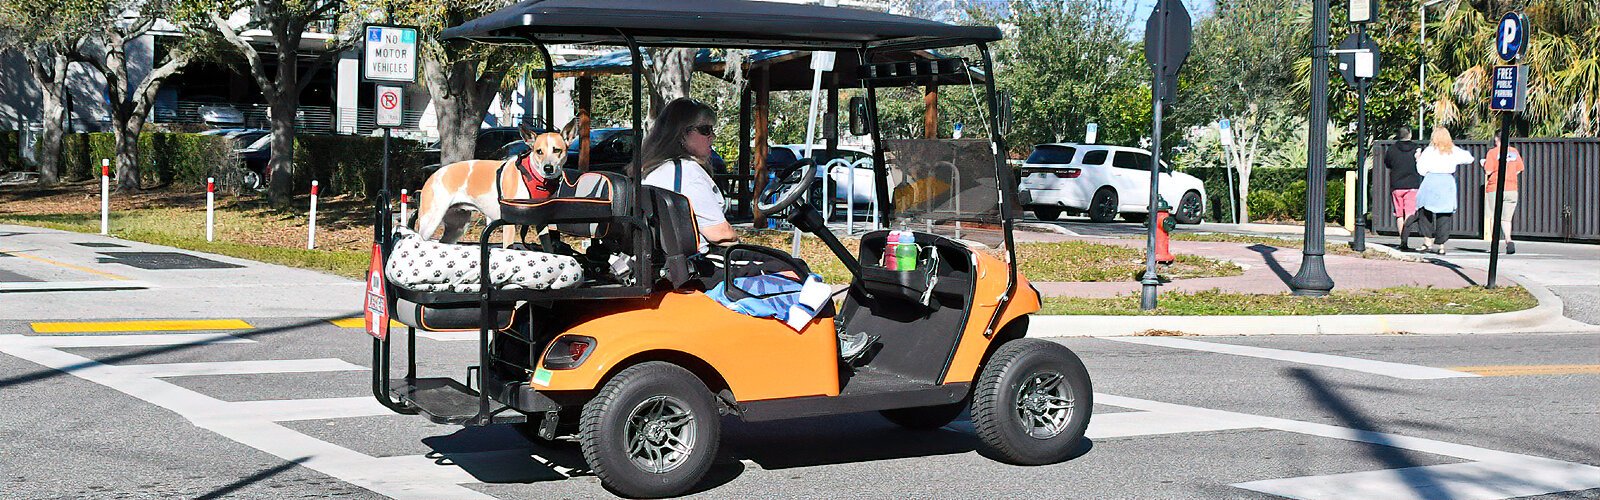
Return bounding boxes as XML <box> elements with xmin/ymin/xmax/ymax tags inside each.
<box><xmin>119</xmin><ymin>358</ymin><xmax>366</xmax><ymax>378</ymax></box>
<box><xmin>1449</xmin><ymin>364</ymin><xmax>1600</xmax><ymax>376</ymax></box>
<box><xmin>1233</xmin><ymin>457</ymin><xmax>1600</xmax><ymax>500</ymax></box>
<box><xmin>206</xmin><ymin>397</ymin><xmax>391</xmax><ymax>423</ymax></box>
<box><xmin>31</xmin><ymin>319</ymin><xmax>253</xmax><ymax>333</ymax></box>
<box><xmin>1104</xmin><ymin>337</ymin><xmax>1479</xmax><ymax>380</ymax></box>
<box><xmin>1085</xmin><ymin>409</ymin><xmax>1258</xmax><ymax>439</ymax></box>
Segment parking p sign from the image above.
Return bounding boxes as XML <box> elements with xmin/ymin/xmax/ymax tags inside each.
<box><xmin>363</xmin><ymin>24</ymin><xmax>418</xmax><ymax>83</ymax></box>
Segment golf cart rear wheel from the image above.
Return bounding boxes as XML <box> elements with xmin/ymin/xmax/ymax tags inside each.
<box><xmin>1089</xmin><ymin>188</ymin><xmax>1119</xmax><ymax>223</ymax></box>
<box><xmin>880</xmin><ymin>401</ymin><xmax>967</xmax><ymax>430</ymax></box>
<box><xmin>1031</xmin><ymin>206</ymin><xmax>1062</xmax><ymax>221</ymax></box>
<box><xmin>972</xmin><ymin>338</ymin><xmax>1092</xmax><ymax>465</ymax></box>
<box><xmin>579</xmin><ymin>362</ymin><xmax>720</xmax><ymax>498</ymax></box>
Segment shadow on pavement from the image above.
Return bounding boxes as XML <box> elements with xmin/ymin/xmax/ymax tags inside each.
<box><xmin>422</xmin><ymin>423</ymin><xmax>745</xmax><ymax>495</ymax></box>
<box><xmin>194</xmin><ymin>456</ymin><xmax>309</xmax><ymax>500</ymax></box>
<box><xmin>1421</xmin><ymin>258</ymin><xmax>1482</xmax><ymax>287</ymax></box>
<box><xmin>1247</xmin><ymin>243</ymin><xmax>1295</xmax><ymax>289</ymax></box>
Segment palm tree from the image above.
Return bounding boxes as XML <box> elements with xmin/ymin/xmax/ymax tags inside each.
<box><xmin>1428</xmin><ymin>0</ymin><xmax>1600</xmax><ymax>137</ymax></box>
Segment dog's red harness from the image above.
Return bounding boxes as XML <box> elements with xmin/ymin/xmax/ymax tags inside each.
<box><xmin>513</xmin><ymin>153</ymin><xmax>561</xmax><ymax>200</ymax></box>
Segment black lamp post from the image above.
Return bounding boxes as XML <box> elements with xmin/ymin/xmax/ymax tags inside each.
<box><xmin>1290</xmin><ymin>0</ymin><xmax>1336</xmax><ymax>297</ymax></box>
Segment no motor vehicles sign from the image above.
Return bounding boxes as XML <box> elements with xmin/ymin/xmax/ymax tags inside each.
<box><xmin>363</xmin><ymin>24</ymin><xmax>417</xmax><ymax>83</ymax></box>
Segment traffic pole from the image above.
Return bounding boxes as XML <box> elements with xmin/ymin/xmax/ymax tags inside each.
<box><xmin>206</xmin><ymin>177</ymin><xmax>215</xmax><ymax>242</ymax></box>
<box><xmin>1487</xmin><ymin>115</ymin><xmax>1512</xmax><ymax>288</ymax></box>
<box><xmin>100</xmin><ymin>159</ymin><xmax>109</xmax><ymax>235</ymax></box>
<box><xmin>308</xmin><ymin>180</ymin><xmax>319</xmax><ymax>250</ymax></box>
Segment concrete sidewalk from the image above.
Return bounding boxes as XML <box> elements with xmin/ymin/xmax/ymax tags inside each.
<box><xmin>0</xmin><ymin>224</ymin><xmax>362</xmax><ymax>321</ymax></box>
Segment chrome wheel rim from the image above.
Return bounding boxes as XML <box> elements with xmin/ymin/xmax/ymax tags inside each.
<box><xmin>1015</xmin><ymin>371</ymin><xmax>1074</xmax><ymax>439</ymax></box>
<box><xmin>625</xmin><ymin>395</ymin><xmax>697</xmax><ymax>474</ymax></box>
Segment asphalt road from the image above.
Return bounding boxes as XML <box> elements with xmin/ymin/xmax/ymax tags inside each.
<box><xmin>3</xmin><ymin>224</ymin><xmax>1598</xmax><ymax>499</ymax></box>
<box><xmin>2</xmin><ymin>317</ymin><xmax>1596</xmax><ymax>499</ymax></box>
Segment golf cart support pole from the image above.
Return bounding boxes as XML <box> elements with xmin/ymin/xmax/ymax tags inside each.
<box><xmin>859</xmin><ymin>50</ymin><xmax>894</xmax><ymax>226</ymax></box>
<box><xmin>979</xmin><ymin>42</ymin><xmax>1020</xmax><ymax>338</ymax></box>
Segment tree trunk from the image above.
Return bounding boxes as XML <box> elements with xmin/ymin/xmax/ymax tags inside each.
<box><xmin>114</xmin><ymin>118</ymin><xmax>141</xmax><ymax>191</ymax></box>
<box><xmin>29</xmin><ymin>51</ymin><xmax>69</xmax><ymax>185</ymax></box>
<box><xmin>424</xmin><ymin>56</ymin><xmax>503</xmax><ymax>165</ymax></box>
<box><xmin>645</xmin><ymin>48</ymin><xmax>695</xmax><ymax>118</ymax></box>
<box><xmin>266</xmin><ymin>33</ymin><xmax>300</xmax><ymax>207</ymax></box>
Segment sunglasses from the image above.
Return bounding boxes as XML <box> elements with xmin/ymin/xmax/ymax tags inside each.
<box><xmin>686</xmin><ymin>124</ymin><xmax>715</xmax><ymax>136</ymax></box>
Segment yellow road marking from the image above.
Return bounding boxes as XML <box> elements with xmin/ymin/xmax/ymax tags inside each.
<box><xmin>31</xmin><ymin>319</ymin><xmax>254</xmax><ymax>334</ymax></box>
<box><xmin>1</xmin><ymin>250</ymin><xmax>129</xmax><ymax>281</ymax></box>
<box><xmin>1449</xmin><ymin>365</ymin><xmax>1600</xmax><ymax>376</ymax></box>
<box><xmin>330</xmin><ymin>317</ymin><xmax>404</xmax><ymax>329</ymax></box>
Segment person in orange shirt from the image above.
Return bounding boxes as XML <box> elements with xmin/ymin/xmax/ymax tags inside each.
<box><xmin>1481</xmin><ymin>136</ymin><xmax>1525</xmax><ymax>254</ymax></box>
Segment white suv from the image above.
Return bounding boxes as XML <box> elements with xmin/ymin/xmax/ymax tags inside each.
<box><xmin>1018</xmin><ymin>143</ymin><xmax>1206</xmax><ymax>224</ymax></box>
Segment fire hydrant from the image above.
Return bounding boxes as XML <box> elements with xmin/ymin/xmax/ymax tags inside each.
<box><xmin>1148</xmin><ymin>196</ymin><xmax>1176</xmax><ymax>265</ymax></box>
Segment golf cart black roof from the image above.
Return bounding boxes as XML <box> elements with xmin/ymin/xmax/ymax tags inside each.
<box><xmin>439</xmin><ymin>0</ymin><xmax>1003</xmax><ymax>52</ymax></box>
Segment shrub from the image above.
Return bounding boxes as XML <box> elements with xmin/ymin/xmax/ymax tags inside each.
<box><xmin>58</xmin><ymin>132</ymin><xmax>234</xmax><ymax>188</ymax></box>
<box><xmin>0</xmin><ymin>132</ymin><xmax>21</xmax><ymax>173</ymax></box>
<box><xmin>290</xmin><ymin>135</ymin><xmax>427</xmax><ymax>198</ymax></box>
<box><xmin>1181</xmin><ymin>166</ymin><xmax>1352</xmax><ymax>223</ymax></box>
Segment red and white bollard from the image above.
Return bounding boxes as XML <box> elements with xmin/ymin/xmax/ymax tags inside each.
<box><xmin>307</xmin><ymin>180</ymin><xmax>319</xmax><ymax>250</ymax></box>
<box><xmin>399</xmin><ymin>189</ymin><xmax>410</xmax><ymax>228</ymax></box>
<box><xmin>100</xmin><ymin>159</ymin><xmax>110</xmax><ymax>235</ymax></box>
<box><xmin>205</xmin><ymin>177</ymin><xmax>215</xmax><ymax>242</ymax></box>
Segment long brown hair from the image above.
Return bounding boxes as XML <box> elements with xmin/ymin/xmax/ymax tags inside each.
<box><xmin>634</xmin><ymin>97</ymin><xmax>716</xmax><ymax>177</ymax></box>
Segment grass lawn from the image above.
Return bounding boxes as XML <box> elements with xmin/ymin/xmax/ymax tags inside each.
<box><xmin>1040</xmin><ymin>286</ymin><xmax>1538</xmax><ymax>316</ymax></box>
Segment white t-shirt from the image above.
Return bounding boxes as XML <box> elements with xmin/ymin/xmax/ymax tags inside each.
<box><xmin>1417</xmin><ymin>146</ymin><xmax>1474</xmax><ymax>175</ymax></box>
<box><xmin>642</xmin><ymin>158</ymin><xmax>726</xmax><ymax>252</ymax></box>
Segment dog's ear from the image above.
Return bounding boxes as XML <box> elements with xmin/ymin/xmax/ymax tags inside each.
<box><xmin>519</xmin><ymin>121</ymin><xmax>542</xmax><ymax>143</ymax></box>
<box><xmin>560</xmin><ymin>117</ymin><xmax>581</xmax><ymax>142</ymax></box>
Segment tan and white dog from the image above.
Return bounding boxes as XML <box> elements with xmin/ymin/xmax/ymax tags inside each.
<box><xmin>415</xmin><ymin>126</ymin><xmax>569</xmax><ymax>244</ymax></box>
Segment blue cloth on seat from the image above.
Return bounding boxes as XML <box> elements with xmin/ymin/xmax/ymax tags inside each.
<box><xmin>706</xmin><ymin>273</ymin><xmax>829</xmax><ymax>330</ymax></box>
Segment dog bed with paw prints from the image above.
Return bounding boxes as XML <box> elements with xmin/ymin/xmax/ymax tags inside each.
<box><xmin>385</xmin><ymin>227</ymin><xmax>584</xmax><ymax>293</ymax></box>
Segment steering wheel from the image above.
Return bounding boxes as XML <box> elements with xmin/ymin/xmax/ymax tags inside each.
<box><xmin>757</xmin><ymin>158</ymin><xmax>818</xmax><ymax>219</ymax></box>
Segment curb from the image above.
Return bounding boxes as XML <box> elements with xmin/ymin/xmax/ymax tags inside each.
<box><xmin>1027</xmin><ymin>272</ymin><xmax>1600</xmax><ymax>337</ymax></box>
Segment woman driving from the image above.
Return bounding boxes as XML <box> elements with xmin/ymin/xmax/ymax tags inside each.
<box><xmin>637</xmin><ymin>97</ymin><xmax>736</xmax><ymax>252</ymax></box>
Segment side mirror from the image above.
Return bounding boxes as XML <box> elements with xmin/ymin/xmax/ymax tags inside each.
<box><xmin>849</xmin><ymin>96</ymin><xmax>872</xmax><ymax>136</ymax></box>
<box><xmin>998</xmin><ymin>91</ymin><xmax>1014</xmax><ymax>136</ymax></box>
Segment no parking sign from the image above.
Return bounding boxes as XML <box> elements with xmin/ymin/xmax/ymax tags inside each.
<box><xmin>376</xmin><ymin>85</ymin><xmax>403</xmax><ymax>128</ymax></box>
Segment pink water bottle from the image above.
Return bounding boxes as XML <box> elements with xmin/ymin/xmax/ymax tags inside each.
<box><xmin>884</xmin><ymin>231</ymin><xmax>900</xmax><ymax>270</ymax></box>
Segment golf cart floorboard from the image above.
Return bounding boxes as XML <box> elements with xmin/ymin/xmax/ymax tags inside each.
<box><xmin>389</xmin><ymin>377</ymin><xmax>528</xmax><ymax>425</ymax></box>
<box><xmin>739</xmin><ymin>368</ymin><xmax>969</xmax><ymax>422</ymax></box>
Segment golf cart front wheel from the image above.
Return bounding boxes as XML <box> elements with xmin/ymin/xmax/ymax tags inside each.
<box><xmin>579</xmin><ymin>362</ymin><xmax>721</xmax><ymax>498</ymax></box>
<box><xmin>971</xmin><ymin>338</ymin><xmax>1092</xmax><ymax>465</ymax></box>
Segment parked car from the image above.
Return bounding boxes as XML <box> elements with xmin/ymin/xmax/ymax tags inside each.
<box><xmin>566</xmin><ymin>127</ymin><xmax>727</xmax><ymax>174</ymax></box>
<box><xmin>413</xmin><ymin>126</ymin><xmax>552</xmax><ymax>190</ymax></box>
<box><xmin>1018</xmin><ymin>143</ymin><xmax>1206</xmax><ymax>224</ymax></box>
<box><xmin>235</xmin><ymin>133</ymin><xmax>273</xmax><ymax>190</ymax></box>
<box><xmin>767</xmin><ymin>144</ymin><xmax>882</xmax><ymax>220</ymax></box>
<box><xmin>189</xmin><ymin>96</ymin><xmax>246</xmax><ymax>127</ymax></box>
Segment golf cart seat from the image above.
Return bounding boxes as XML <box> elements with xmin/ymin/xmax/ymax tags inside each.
<box><xmin>500</xmin><ymin>171</ymin><xmax>634</xmax><ymax>240</ymax></box>
<box><xmin>644</xmin><ymin>186</ymin><xmax>701</xmax><ymax>288</ymax></box>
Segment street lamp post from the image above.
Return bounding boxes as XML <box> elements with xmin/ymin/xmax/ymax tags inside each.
<box><xmin>1289</xmin><ymin>0</ymin><xmax>1336</xmax><ymax>297</ymax></box>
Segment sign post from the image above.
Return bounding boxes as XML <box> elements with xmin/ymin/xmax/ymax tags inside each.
<box><xmin>1218</xmin><ymin>119</ymin><xmax>1237</xmax><ymax>223</ymax></box>
<box><xmin>1140</xmin><ymin>0</ymin><xmax>1192</xmax><ymax>311</ymax></box>
<box><xmin>1487</xmin><ymin>12</ymin><xmax>1526</xmax><ymax>289</ymax></box>
<box><xmin>361</xmin><ymin>24</ymin><xmax>415</xmax><ymax>344</ymax></box>
<box><xmin>1336</xmin><ymin>28</ymin><xmax>1381</xmax><ymax>251</ymax></box>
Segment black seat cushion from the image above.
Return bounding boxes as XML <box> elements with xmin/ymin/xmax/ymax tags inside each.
<box><xmin>393</xmin><ymin>298</ymin><xmax>517</xmax><ymax>331</ymax></box>
<box><xmin>499</xmin><ymin>171</ymin><xmax>634</xmax><ymax>240</ymax></box>
<box><xmin>645</xmin><ymin>186</ymin><xmax>701</xmax><ymax>287</ymax></box>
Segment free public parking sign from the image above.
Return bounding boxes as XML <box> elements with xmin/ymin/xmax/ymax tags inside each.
<box><xmin>363</xmin><ymin>24</ymin><xmax>418</xmax><ymax>83</ymax></box>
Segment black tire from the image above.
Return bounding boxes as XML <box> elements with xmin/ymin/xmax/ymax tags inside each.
<box><xmin>1030</xmin><ymin>206</ymin><xmax>1062</xmax><ymax>222</ymax></box>
<box><xmin>1122</xmin><ymin>213</ymin><xmax>1148</xmax><ymax>223</ymax></box>
<box><xmin>971</xmin><ymin>338</ymin><xmax>1093</xmax><ymax>465</ymax></box>
<box><xmin>1176</xmin><ymin>190</ymin><xmax>1204</xmax><ymax>225</ymax></box>
<box><xmin>1088</xmin><ymin>188</ymin><xmax>1119</xmax><ymax>223</ymax></box>
<box><xmin>810</xmin><ymin>180</ymin><xmax>840</xmax><ymax>221</ymax></box>
<box><xmin>579</xmin><ymin>362</ymin><xmax>720</xmax><ymax>498</ymax></box>
<box><xmin>880</xmin><ymin>401</ymin><xmax>967</xmax><ymax>430</ymax></box>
